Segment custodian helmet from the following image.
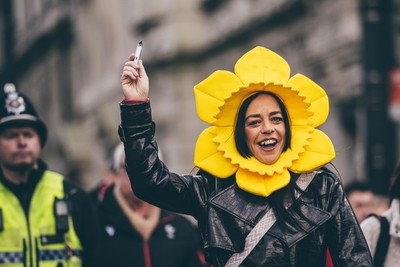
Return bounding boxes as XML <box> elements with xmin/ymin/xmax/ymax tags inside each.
<box><xmin>0</xmin><ymin>83</ymin><xmax>47</xmax><ymax>147</ymax></box>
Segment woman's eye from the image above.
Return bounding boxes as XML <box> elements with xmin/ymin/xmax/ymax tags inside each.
<box><xmin>271</xmin><ymin>117</ymin><xmax>283</xmax><ymax>123</ymax></box>
<box><xmin>247</xmin><ymin>120</ymin><xmax>260</xmax><ymax>127</ymax></box>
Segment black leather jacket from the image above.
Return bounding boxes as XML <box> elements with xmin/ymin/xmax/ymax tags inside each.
<box><xmin>119</xmin><ymin>101</ymin><xmax>373</xmax><ymax>267</ymax></box>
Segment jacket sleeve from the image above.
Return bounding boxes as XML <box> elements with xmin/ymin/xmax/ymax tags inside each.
<box><xmin>324</xmin><ymin>173</ymin><xmax>374</xmax><ymax>266</ymax></box>
<box><xmin>118</xmin><ymin>101</ymin><xmax>209</xmax><ymax>219</ymax></box>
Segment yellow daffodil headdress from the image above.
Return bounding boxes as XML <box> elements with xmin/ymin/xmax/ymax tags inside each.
<box><xmin>193</xmin><ymin>46</ymin><xmax>336</xmax><ymax>197</ymax></box>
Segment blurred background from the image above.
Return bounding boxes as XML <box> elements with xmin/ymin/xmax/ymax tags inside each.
<box><xmin>0</xmin><ymin>0</ymin><xmax>398</xmax><ymax>195</ymax></box>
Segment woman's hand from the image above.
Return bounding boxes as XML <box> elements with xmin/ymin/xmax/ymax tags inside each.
<box><xmin>120</xmin><ymin>53</ymin><xmax>149</xmax><ymax>101</ymax></box>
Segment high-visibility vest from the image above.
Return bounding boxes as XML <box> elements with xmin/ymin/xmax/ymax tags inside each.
<box><xmin>0</xmin><ymin>170</ymin><xmax>83</xmax><ymax>267</ymax></box>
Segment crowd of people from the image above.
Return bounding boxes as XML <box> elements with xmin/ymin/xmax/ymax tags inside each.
<box><xmin>0</xmin><ymin>45</ymin><xmax>399</xmax><ymax>267</ymax></box>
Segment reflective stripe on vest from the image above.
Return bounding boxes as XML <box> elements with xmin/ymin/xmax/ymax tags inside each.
<box><xmin>0</xmin><ymin>170</ymin><xmax>83</xmax><ymax>267</ymax></box>
<box><xmin>0</xmin><ymin>251</ymin><xmax>23</xmax><ymax>264</ymax></box>
<box><xmin>39</xmin><ymin>248</ymin><xmax>81</xmax><ymax>261</ymax></box>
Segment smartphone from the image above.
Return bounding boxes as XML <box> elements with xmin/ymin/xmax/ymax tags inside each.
<box><xmin>133</xmin><ymin>41</ymin><xmax>143</xmax><ymax>64</ymax></box>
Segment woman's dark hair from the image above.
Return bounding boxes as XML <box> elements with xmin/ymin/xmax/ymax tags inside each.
<box><xmin>234</xmin><ymin>91</ymin><xmax>291</xmax><ymax>158</ymax></box>
<box><xmin>269</xmin><ymin>167</ymin><xmax>337</xmax><ymax>233</ymax></box>
<box><xmin>389</xmin><ymin>161</ymin><xmax>400</xmax><ymax>201</ymax></box>
<box><xmin>269</xmin><ymin>172</ymin><xmax>304</xmax><ymax>232</ymax></box>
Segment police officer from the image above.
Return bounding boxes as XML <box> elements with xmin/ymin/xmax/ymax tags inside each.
<box><xmin>0</xmin><ymin>83</ymin><xmax>98</xmax><ymax>267</ymax></box>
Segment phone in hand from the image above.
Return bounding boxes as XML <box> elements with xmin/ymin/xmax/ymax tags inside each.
<box><xmin>133</xmin><ymin>41</ymin><xmax>143</xmax><ymax>64</ymax></box>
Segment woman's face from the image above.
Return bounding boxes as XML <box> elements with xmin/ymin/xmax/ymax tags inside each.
<box><xmin>244</xmin><ymin>94</ymin><xmax>286</xmax><ymax>164</ymax></box>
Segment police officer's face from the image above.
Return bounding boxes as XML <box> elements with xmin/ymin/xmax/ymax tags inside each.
<box><xmin>0</xmin><ymin>126</ymin><xmax>41</xmax><ymax>172</ymax></box>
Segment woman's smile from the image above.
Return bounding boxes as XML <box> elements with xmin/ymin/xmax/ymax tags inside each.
<box><xmin>257</xmin><ymin>138</ymin><xmax>279</xmax><ymax>151</ymax></box>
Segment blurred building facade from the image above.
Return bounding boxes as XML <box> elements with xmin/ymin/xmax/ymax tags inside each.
<box><xmin>0</xmin><ymin>0</ymin><xmax>397</xmax><ymax>193</ymax></box>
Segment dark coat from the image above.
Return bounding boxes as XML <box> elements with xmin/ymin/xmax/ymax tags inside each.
<box><xmin>94</xmin><ymin>184</ymin><xmax>206</xmax><ymax>267</ymax></box>
<box><xmin>119</xmin><ymin>101</ymin><xmax>374</xmax><ymax>267</ymax></box>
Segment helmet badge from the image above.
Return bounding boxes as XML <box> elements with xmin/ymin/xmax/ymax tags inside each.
<box><xmin>4</xmin><ymin>83</ymin><xmax>26</xmax><ymax>115</ymax></box>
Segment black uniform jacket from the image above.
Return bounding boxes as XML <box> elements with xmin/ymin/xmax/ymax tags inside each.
<box><xmin>95</xmin><ymin>184</ymin><xmax>207</xmax><ymax>267</ymax></box>
<box><xmin>119</xmin><ymin>101</ymin><xmax>374</xmax><ymax>267</ymax></box>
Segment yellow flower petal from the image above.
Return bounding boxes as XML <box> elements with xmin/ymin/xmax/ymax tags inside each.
<box><xmin>235</xmin><ymin>46</ymin><xmax>290</xmax><ymax>86</ymax></box>
<box><xmin>236</xmin><ymin>168</ymin><xmax>291</xmax><ymax>197</ymax></box>
<box><xmin>290</xmin><ymin>129</ymin><xmax>336</xmax><ymax>172</ymax></box>
<box><xmin>194</xmin><ymin>127</ymin><xmax>238</xmax><ymax>178</ymax></box>
<box><xmin>286</xmin><ymin>125</ymin><xmax>314</xmax><ymax>158</ymax></box>
<box><xmin>194</xmin><ymin>70</ymin><xmax>243</xmax><ymax>124</ymax></box>
<box><xmin>287</xmin><ymin>74</ymin><xmax>329</xmax><ymax>127</ymax></box>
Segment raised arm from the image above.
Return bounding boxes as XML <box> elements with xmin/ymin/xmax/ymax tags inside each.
<box><xmin>118</xmin><ymin>53</ymin><xmax>210</xmax><ymax>219</ymax></box>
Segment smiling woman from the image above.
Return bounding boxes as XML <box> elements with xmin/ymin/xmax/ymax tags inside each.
<box><xmin>118</xmin><ymin>46</ymin><xmax>374</xmax><ymax>266</ymax></box>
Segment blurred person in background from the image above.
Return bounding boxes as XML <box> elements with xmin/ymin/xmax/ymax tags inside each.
<box><xmin>94</xmin><ymin>142</ymin><xmax>208</xmax><ymax>267</ymax></box>
<box><xmin>0</xmin><ymin>83</ymin><xmax>98</xmax><ymax>267</ymax></box>
<box><xmin>345</xmin><ymin>181</ymin><xmax>379</xmax><ymax>223</ymax></box>
<box><xmin>361</xmin><ymin>162</ymin><xmax>400</xmax><ymax>267</ymax></box>
<box><xmin>326</xmin><ymin>180</ymin><xmax>388</xmax><ymax>267</ymax></box>
<box><xmin>89</xmin><ymin>148</ymin><xmax>119</xmax><ymax>203</ymax></box>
